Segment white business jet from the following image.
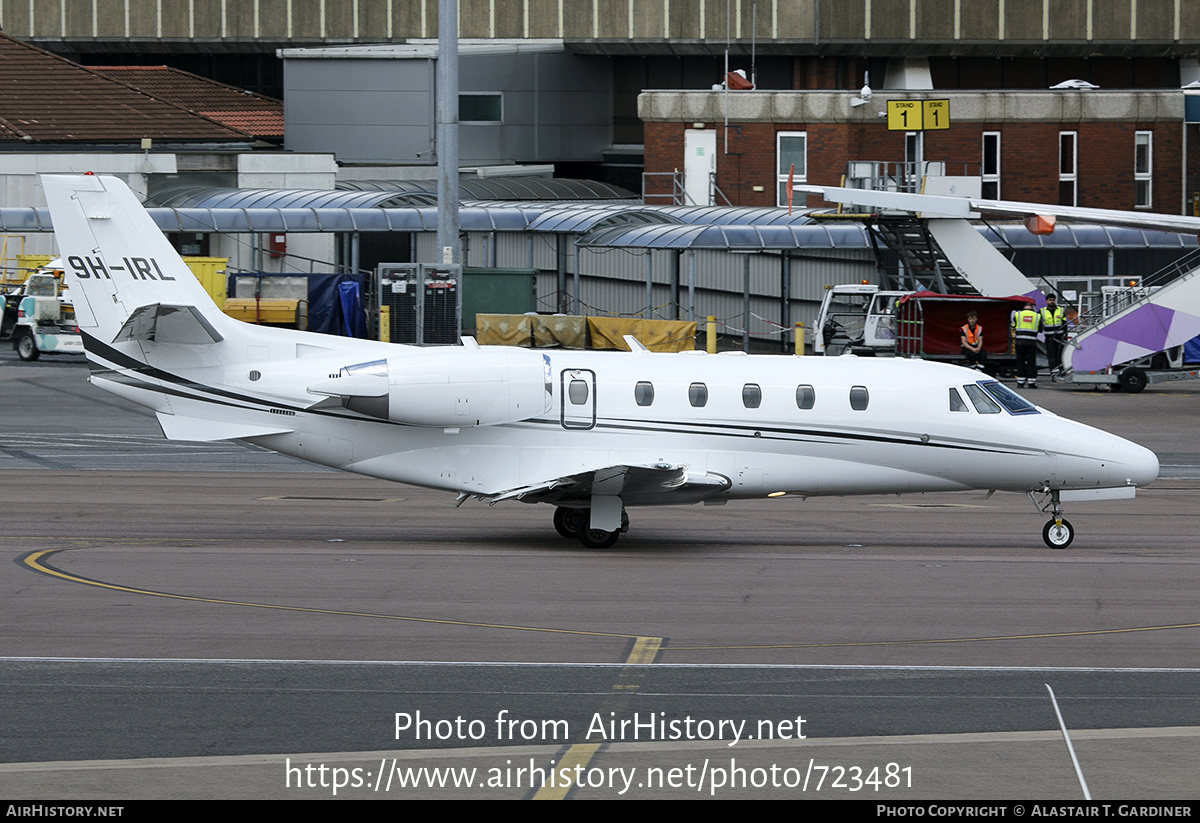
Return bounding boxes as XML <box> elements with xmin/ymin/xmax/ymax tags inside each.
<box><xmin>42</xmin><ymin>174</ymin><xmax>1158</xmax><ymax>549</ymax></box>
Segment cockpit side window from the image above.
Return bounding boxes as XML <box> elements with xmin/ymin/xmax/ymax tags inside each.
<box><xmin>963</xmin><ymin>384</ymin><xmax>1002</xmax><ymax>414</ymax></box>
<box><xmin>949</xmin><ymin>387</ymin><xmax>969</xmax><ymax>412</ymax></box>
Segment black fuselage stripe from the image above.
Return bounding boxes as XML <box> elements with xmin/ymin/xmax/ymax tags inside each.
<box><xmin>83</xmin><ymin>337</ymin><xmax>1041</xmax><ymax>458</ymax></box>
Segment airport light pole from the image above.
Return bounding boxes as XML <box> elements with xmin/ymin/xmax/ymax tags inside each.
<box><xmin>437</xmin><ymin>0</ymin><xmax>459</xmax><ymax>266</ymax></box>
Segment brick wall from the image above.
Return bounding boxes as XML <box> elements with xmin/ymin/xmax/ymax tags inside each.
<box><xmin>645</xmin><ymin>118</ymin><xmax>1185</xmax><ymax>213</ymax></box>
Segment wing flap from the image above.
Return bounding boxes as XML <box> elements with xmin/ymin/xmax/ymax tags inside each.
<box><xmin>156</xmin><ymin>412</ymin><xmax>295</xmax><ymax>442</ymax></box>
<box><xmin>482</xmin><ymin>464</ymin><xmax>730</xmax><ymax>506</ymax></box>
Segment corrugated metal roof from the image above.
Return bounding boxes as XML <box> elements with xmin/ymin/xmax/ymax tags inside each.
<box><xmin>527</xmin><ymin>206</ymin><xmax>679</xmax><ymax>233</ymax></box>
<box><xmin>656</xmin><ymin>206</ymin><xmax>819</xmax><ymax>225</ymax></box>
<box><xmin>340</xmin><ymin>177</ymin><xmax>636</xmax><ymax>201</ymax></box>
<box><xmin>984</xmin><ymin>224</ymin><xmax>1194</xmax><ymax>248</ymax></box>
<box><xmin>579</xmin><ymin>222</ymin><xmax>875</xmax><ymax>249</ymax></box>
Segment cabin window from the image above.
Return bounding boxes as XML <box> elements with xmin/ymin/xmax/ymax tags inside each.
<box><xmin>568</xmin><ymin>379</ymin><xmax>589</xmax><ymax>405</ymax></box>
<box><xmin>634</xmin><ymin>381</ymin><xmax>655</xmax><ymax>406</ymax></box>
<box><xmin>849</xmin><ymin>385</ymin><xmax>869</xmax><ymax>411</ymax></box>
<box><xmin>688</xmin><ymin>382</ymin><xmax>708</xmax><ymax>408</ymax></box>
<box><xmin>796</xmin><ymin>384</ymin><xmax>815</xmax><ymax>410</ymax></box>
<box><xmin>963</xmin><ymin>383</ymin><xmax>1001</xmax><ymax>414</ymax></box>
<box><xmin>949</xmin><ymin>387</ymin><xmax>969</xmax><ymax>412</ymax></box>
<box><xmin>742</xmin><ymin>383</ymin><xmax>762</xmax><ymax>409</ymax></box>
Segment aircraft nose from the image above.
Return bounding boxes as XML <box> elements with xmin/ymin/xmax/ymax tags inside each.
<box><xmin>1116</xmin><ymin>438</ymin><xmax>1159</xmax><ymax>488</ymax></box>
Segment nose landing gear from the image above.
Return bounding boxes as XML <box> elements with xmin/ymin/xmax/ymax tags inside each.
<box><xmin>1029</xmin><ymin>488</ymin><xmax>1075</xmax><ymax>549</ymax></box>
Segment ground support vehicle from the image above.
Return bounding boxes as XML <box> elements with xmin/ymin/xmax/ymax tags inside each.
<box><xmin>1057</xmin><ymin>280</ymin><xmax>1200</xmax><ymax>393</ymax></box>
<box><xmin>1</xmin><ymin>266</ymin><xmax>83</xmax><ymax>361</ymax></box>
<box><xmin>816</xmin><ymin>284</ymin><xmax>1032</xmax><ymax>374</ymax></box>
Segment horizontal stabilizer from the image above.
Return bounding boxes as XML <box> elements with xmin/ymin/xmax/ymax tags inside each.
<box><xmin>156</xmin><ymin>412</ymin><xmax>294</xmax><ymax>442</ymax></box>
<box><xmin>114</xmin><ymin>304</ymin><xmax>223</xmax><ymax>345</ymax></box>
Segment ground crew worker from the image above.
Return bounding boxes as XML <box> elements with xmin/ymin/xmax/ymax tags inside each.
<box><xmin>1012</xmin><ymin>302</ymin><xmax>1042</xmax><ymax>388</ymax></box>
<box><xmin>1041</xmin><ymin>293</ymin><xmax>1067</xmax><ymax>380</ymax></box>
<box><xmin>960</xmin><ymin>311</ymin><xmax>986</xmax><ymax>370</ymax></box>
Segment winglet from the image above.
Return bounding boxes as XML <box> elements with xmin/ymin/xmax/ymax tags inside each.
<box><xmin>624</xmin><ymin>334</ymin><xmax>650</xmax><ymax>353</ymax></box>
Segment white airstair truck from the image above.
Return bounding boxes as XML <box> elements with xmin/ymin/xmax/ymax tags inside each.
<box><xmin>1063</xmin><ymin>268</ymin><xmax>1200</xmax><ymax>392</ymax></box>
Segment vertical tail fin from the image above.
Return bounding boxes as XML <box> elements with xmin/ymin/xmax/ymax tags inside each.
<box><xmin>41</xmin><ymin>174</ymin><xmax>225</xmax><ymax>342</ymax></box>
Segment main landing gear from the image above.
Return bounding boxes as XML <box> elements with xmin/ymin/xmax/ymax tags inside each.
<box><xmin>552</xmin><ymin>506</ymin><xmax>628</xmax><ymax>549</ymax></box>
<box><xmin>1028</xmin><ymin>488</ymin><xmax>1075</xmax><ymax>549</ymax></box>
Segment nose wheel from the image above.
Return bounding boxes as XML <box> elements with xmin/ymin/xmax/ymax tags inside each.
<box><xmin>1029</xmin><ymin>488</ymin><xmax>1076</xmax><ymax>549</ymax></box>
<box><xmin>1042</xmin><ymin>517</ymin><xmax>1075</xmax><ymax>549</ymax></box>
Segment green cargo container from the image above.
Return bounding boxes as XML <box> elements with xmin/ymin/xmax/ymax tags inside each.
<box><xmin>463</xmin><ymin>268</ymin><xmax>536</xmax><ymax>333</ymax></box>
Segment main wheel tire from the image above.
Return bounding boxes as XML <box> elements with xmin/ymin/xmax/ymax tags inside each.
<box><xmin>16</xmin><ymin>332</ymin><xmax>39</xmax><ymax>362</ymax></box>
<box><xmin>1042</xmin><ymin>518</ymin><xmax>1075</xmax><ymax>550</ymax></box>
<box><xmin>1118</xmin><ymin>367</ymin><xmax>1147</xmax><ymax>394</ymax></box>
<box><xmin>578</xmin><ymin>528</ymin><xmax>620</xmax><ymax>549</ymax></box>
<box><xmin>553</xmin><ymin>507</ymin><xmax>583</xmax><ymax>539</ymax></box>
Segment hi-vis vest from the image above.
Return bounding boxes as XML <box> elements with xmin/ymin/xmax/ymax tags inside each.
<box><xmin>1012</xmin><ymin>309</ymin><xmax>1040</xmax><ymax>341</ymax></box>
<box><xmin>961</xmin><ymin>323</ymin><xmax>981</xmax><ymax>347</ymax></box>
<box><xmin>1041</xmin><ymin>305</ymin><xmax>1065</xmax><ymax>332</ymax></box>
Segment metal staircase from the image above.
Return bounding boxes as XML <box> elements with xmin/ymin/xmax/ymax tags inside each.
<box><xmin>867</xmin><ymin>217</ymin><xmax>977</xmax><ymax>294</ymax></box>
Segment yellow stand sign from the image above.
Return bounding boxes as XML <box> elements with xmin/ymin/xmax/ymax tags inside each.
<box><xmin>886</xmin><ymin>99</ymin><xmax>950</xmax><ymax>131</ymax></box>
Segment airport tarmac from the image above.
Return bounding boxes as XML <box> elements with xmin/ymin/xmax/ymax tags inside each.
<box><xmin>2</xmin><ymin>353</ymin><xmax>1198</xmax><ymax>799</ymax></box>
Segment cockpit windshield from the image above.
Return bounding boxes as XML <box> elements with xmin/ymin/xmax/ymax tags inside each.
<box><xmin>979</xmin><ymin>380</ymin><xmax>1039</xmax><ymax>415</ymax></box>
<box><xmin>960</xmin><ymin>380</ymin><xmax>1039</xmax><ymax>415</ymax></box>
<box><xmin>962</xmin><ymin>383</ymin><xmax>1001</xmax><ymax>414</ymax></box>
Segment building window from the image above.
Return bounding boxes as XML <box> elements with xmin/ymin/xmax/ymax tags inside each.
<box><xmin>1135</xmin><ymin>131</ymin><xmax>1152</xmax><ymax>208</ymax></box>
<box><xmin>1059</xmin><ymin>131</ymin><xmax>1077</xmax><ymax>207</ymax></box>
<box><xmin>981</xmin><ymin>132</ymin><xmax>1000</xmax><ymax>199</ymax></box>
<box><xmin>776</xmin><ymin>132</ymin><xmax>807</xmax><ymax>206</ymax></box>
<box><xmin>459</xmin><ymin>93</ymin><xmax>503</xmax><ymax>123</ymax></box>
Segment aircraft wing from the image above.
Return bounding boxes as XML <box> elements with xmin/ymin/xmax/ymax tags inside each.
<box><xmin>798</xmin><ymin>184</ymin><xmax>1200</xmax><ymax>236</ymax></box>
<box><xmin>478</xmin><ymin>464</ymin><xmax>731</xmax><ymax>507</ymax></box>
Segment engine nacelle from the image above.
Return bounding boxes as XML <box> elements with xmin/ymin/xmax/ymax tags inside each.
<box><xmin>308</xmin><ymin>347</ymin><xmax>552</xmax><ymax>427</ymax></box>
